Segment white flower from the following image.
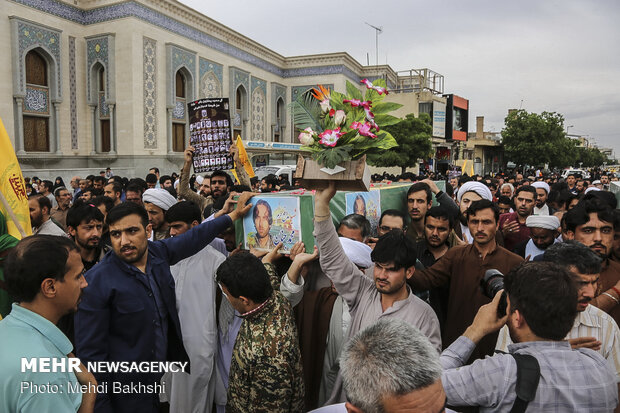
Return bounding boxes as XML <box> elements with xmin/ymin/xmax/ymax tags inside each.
<box><xmin>334</xmin><ymin>110</ymin><xmax>346</xmax><ymax>126</ymax></box>
<box><xmin>298</xmin><ymin>127</ymin><xmax>315</xmax><ymax>146</ymax></box>
<box><xmin>319</xmin><ymin>99</ymin><xmax>331</xmax><ymax>113</ymax></box>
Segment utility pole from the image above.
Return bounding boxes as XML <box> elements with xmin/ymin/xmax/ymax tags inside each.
<box><xmin>365</xmin><ymin>22</ymin><xmax>382</xmax><ymax>66</ymax></box>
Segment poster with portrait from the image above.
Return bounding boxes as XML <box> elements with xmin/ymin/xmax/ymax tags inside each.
<box><xmin>243</xmin><ymin>196</ymin><xmax>302</xmax><ymax>254</ymax></box>
<box><xmin>187</xmin><ymin>98</ymin><xmax>234</xmax><ymax>173</ymax></box>
<box><xmin>345</xmin><ymin>190</ymin><xmax>381</xmax><ymax>235</ymax></box>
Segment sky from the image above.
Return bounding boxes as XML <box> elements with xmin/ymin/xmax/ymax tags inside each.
<box><xmin>180</xmin><ymin>0</ymin><xmax>620</xmax><ymax>159</ymax></box>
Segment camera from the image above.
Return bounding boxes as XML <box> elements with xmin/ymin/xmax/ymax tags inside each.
<box><xmin>481</xmin><ymin>269</ymin><xmax>507</xmax><ymax>317</ymax></box>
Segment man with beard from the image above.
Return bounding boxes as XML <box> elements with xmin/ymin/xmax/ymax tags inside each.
<box><xmin>513</xmin><ymin>215</ymin><xmax>560</xmax><ymax>259</ymax></box>
<box><xmin>142</xmin><ymin>188</ymin><xmax>177</xmax><ymax>240</ymax></box>
<box><xmin>531</xmin><ymin>181</ymin><xmax>553</xmax><ymax>215</ymax></box>
<box><xmin>565</xmin><ymin>199</ymin><xmax>620</xmax><ymax>327</ymax></box>
<box><xmin>495</xmin><ymin>242</ymin><xmax>620</xmax><ymax>400</ymax></box>
<box><xmin>498</xmin><ymin>185</ymin><xmax>537</xmax><ymax>252</ymax></box>
<box><xmin>0</xmin><ymin>235</ymin><xmax>97</xmax><ymax>413</ymax></box>
<box><xmin>178</xmin><ymin>144</ymin><xmax>250</xmax><ymax>218</ymax></box>
<box><xmin>440</xmin><ymin>262</ymin><xmax>618</xmax><ymax>412</ymax></box>
<box><xmin>74</xmin><ymin>194</ymin><xmax>252</xmax><ymax>413</ymax></box>
<box><xmin>453</xmin><ymin>181</ymin><xmax>493</xmax><ymax>243</ymax></box>
<box><xmin>103</xmin><ymin>181</ymin><xmax>123</xmax><ymax>207</ymax></box>
<box><xmin>314</xmin><ymin>181</ymin><xmax>441</xmax><ymax>405</ymax></box>
<box><xmin>51</xmin><ymin>186</ymin><xmax>73</xmax><ymax>230</ymax></box>
<box><xmin>28</xmin><ymin>194</ymin><xmax>68</xmax><ymax>237</ymax></box>
<box><xmin>58</xmin><ymin>204</ymin><xmax>107</xmax><ymax>344</ymax></box>
<box><xmin>405</xmin><ymin>180</ymin><xmax>458</xmax><ymax>243</ymax></box>
<box><xmin>248</xmin><ymin>199</ymin><xmax>276</xmax><ymax>250</ymax></box>
<box><xmin>416</xmin><ymin>205</ymin><xmax>453</xmax><ymax>329</ymax></box>
<box><xmin>66</xmin><ymin>203</ymin><xmax>106</xmax><ymax>271</ymax></box>
<box><xmin>408</xmin><ymin>199</ymin><xmax>523</xmax><ymax>362</ymax></box>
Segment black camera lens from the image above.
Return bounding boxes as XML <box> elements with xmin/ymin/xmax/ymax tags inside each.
<box><xmin>481</xmin><ymin>269</ymin><xmax>507</xmax><ymax>317</ymax></box>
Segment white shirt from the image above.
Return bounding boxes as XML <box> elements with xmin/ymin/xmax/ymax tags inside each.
<box><xmin>160</xmin><ymin>245</ymin><xmax>226</xmax><ymax>412</ymax></box>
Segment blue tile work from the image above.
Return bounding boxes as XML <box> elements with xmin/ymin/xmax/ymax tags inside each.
<box><xmin>172</xmin><ymin>99</ymin><xmax>185</xmax><ymax>121</ymax></box>
<box><xmin>230</xmin><ymin>67</ymin><xmax>249</xmax><ymax>112</ymax></box>
<box><xmin>99</xmin><ymin>92</ymin><xmax>109</xmax><ymax>118</ymax></box>
<box><xmin>23</xmin><ymin>86</ymin><xmax>49</xmax><ymax>114</ymax></box>
<box><xmin>171</xmin><ymin>46</ymin><xmax>196</xmax><ymax>81</ymax></box>
<box><xmin>251</xmin><ymin>77</ymin><xmax>267</xmax><ymax>96</ymax></box>
<box><xmin>251</xmin><ymin>77</ymin><xmax>266</xmax><ymax>140</ymax></box>
<box><xmin>11</xmin><ymin>0</ymin><xmax>363</xmax><ymax>83</ymax></box>
<box><xmin>199</xmin><ymin>58</ymin><xmax>223</xmax><ymax>98</ymax></box>
<box><xmin>143</xmin><ymin>37</ymin><xmax>157</xmax><ymax>148</ymax></box>
<box><xmin>16</xmin><ymin>20</ymin><xmax>62</xmax><ymax>96</ymax></box>
<box><xmin>86</xmin><ymin>36</ymin><xmax>109</xmax><ymax>98</ymax></box>
<box><xmin>274</xmin><ymin>84</ymin><xmax>286</xmax><ymax>105</ymax></box>
<box><xmin>69</xmin><ymin>36</ymin><xmax>78</xmax><ymax>149</ymax></box>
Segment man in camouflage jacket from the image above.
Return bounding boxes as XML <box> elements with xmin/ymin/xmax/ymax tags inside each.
<box><xmin>216</xmin><ymin>249</ymin><xmax>304</xmax><ymax>412</ymax></box>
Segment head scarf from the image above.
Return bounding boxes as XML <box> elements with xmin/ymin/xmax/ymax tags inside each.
<box><xmin>531</xmin><ymin>181</ymin><xmax>550</xmax><ymax>194</ymax></box>
<box><xmin>339</xmin><ymin>237</ymin><xmax>373</xmax><ymax>269</ymax></box>
<box><xmin>142</xmin><ymin>188</ymin><xmax>177</xmax><ymax>211</ymax></box>
<box><xmin>457</xmin><ymin>181</ymin><xmax>493</xmax><ymax>203</ymax></box>
<box><xmin>525</xmin><ymin>215</ymin><xmax>560</xmax><ymax>230</ymax></box>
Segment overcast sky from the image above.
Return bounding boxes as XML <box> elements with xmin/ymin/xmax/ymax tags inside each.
<box><xmin>181</xmin><ymin>0</ymin><xmax>620</xmax><ymax>159</ymax></box>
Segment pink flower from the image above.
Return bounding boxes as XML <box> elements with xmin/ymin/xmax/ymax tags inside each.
<box><xmin>298</xmin><ymin>127</ymin><xmax>315</xmax><ymax>146</ymax></box>
<box><xmin>319</xmin><ymin>99</ymin><xmax>331</xmax><ymax>113</ymax></box>
<box><xmin>351</xmin><ymin>122</ymin><xmax>377</xmax><ymax>138</ymax></box>
<box><xmin>334</xmin><ymin>110</ymin><xmax>346</xmax><ymax>126</ymax></box>
<box><xmin>363</xmin><ymin>107</ymin><xmax>380</xmax><ymax>131</ymax></box>
<box><xmin>343</xmin><ymin>99</ymin><xmax>372</xmax><ymax>110</ymax></box>
<box><xmin>318</xmin><ymin>128</ymin><xmax>344</xmax><ymax>147</ymax></box>
<box><xmin>361</xmin><ymin>78</ymin><xmax>389</xmax><ymax>95</ymax></box>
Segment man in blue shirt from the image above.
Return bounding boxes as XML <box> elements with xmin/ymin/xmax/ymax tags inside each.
<box><xmin>0</xmin><ymin>235</ymin><xmax>96</xmax><ymax>413</ymax></box>
<box><xmin>74</xmin><ymin>194</ymin><xmax>252</xmax><ymax>413</ymax></box>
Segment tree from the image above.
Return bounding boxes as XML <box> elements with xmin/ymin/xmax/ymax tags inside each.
<box><xmin>502</xmin><ymin>110</ymin><xmax>578</xmax><ymax>168</ymax></box>
<box><xmin>367</xmin><ymin>113</ymin><xmax>433</xmax><ymax>174</ymax></box>
<box><xmin>578</xmin><ymin>147</ymin><xmax>610</xmax><ymax>167</ymax></box>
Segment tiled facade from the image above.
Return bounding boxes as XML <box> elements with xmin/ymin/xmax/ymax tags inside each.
<box><xmin>2</xmin><ymin>0</ymin><xmax>412</xmax><ymax>177</ymax></box>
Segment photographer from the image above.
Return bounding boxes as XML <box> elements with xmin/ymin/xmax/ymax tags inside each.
<box><xmin>440</xmin><ymin>262</ymin><xmax>618</xmax><ymax>412</ymax></box>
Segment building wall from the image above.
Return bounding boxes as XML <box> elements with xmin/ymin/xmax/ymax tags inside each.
<box><xmin>2</xmin><ymin>0</ymin><xmax>422</xmax><ymax>179</ymax></box>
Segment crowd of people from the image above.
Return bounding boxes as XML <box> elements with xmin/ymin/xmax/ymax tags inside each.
<box><xmin>1</xmin><ymin>146</ymin><xmax>620</xmax><ymax>413</ymax></box>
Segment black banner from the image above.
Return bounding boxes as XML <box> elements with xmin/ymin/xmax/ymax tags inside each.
<box><xmin>188</xmin><ymin>98</ymin><xmax>234</xmax><ymax>173</ymax></box>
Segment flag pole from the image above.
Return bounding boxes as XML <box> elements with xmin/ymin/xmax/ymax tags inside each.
<box><xmin>0</xmin><ymin>190</ymin><xmax>27</xmax><ymax>238</ymax></box>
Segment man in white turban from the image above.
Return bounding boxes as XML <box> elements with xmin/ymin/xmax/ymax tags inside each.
<box><xmin>513</xmin><ymin>215</ymin><xmax>560</xmax><ymax>259</ymax></box>
<box><xmin>531</xmin><ymin>181</ymin><xmax>552</xmax><ymax>216</ymax></box>
<box><xmin>143</xmin><ymin>188</ymin><xmax>177</xmax><ymax>240</ymax></box>
<box><xmin>455</xmin><ymin>181</ymin><xmax>493</xmax><ymax>243</ymax></box>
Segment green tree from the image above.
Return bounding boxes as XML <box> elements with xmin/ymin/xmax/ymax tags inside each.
<box><xmin>367</xmin><ymin>113</ymin><xmax>433</xmax><ymax>174</ymax></box>
<box><xmin>578</xmin><ymin>147</ymin><xmax>610</xmax><ymax>167</ymax></box>
<box><xmin>502</xmin><ymin>110</ymin><xmax>578</xmax><ymax>168</ymax></box>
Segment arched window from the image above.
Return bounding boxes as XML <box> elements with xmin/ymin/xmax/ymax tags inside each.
<box><xmin>172</xmin><ymin>70</ymin><xmax>187</xmax><ymax>152</ymax></box>
<box><xmin>274</xmin><ymin>97</ymin><xmax>285</xmax><ymax>142</ymax></box>
<box><xmin>234</xmin><ymin>86</ymin><xmax>246</xmax><ymax>140</ymax></box>
<box><xmin>23</xmin><ymin>50</ymin><xmax>49</xmax><ymax>152</ymax></box>
<box><xmin>98</xmin><ymin>66</ymin><xmax>111</xmax><ymax>152</ymax></box>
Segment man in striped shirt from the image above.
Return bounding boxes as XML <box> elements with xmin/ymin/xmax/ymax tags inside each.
<box><xmin>496</xmin><ymin>241</ymin><xmax>620</xmax><ymax>389</ymax></box>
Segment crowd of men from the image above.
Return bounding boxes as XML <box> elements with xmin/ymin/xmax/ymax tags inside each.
<box><xmin>1</xmin><ymin>151</ymin><xmax>620</xmax><ymax>413</ymax></box>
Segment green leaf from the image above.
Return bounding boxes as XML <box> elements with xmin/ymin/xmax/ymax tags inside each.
<box><xmin>374</xmin><ymin>113</ymin><xmax>401</xmax><ymax>127</ymax></box>
<box><xmin>312</xmin><ymin>145</ymin><xmax>354</xmax><ymax>169</ymax></box>
<box><xmin>371</xmin><ymin>101</ymin><xmax>403</xmax><ymax>115</ymax></box>
<box><xmin>346</xmin><ymin>81</ymin><xmax>363</xmax><ymax>101</ymax></box>
<box><xmin>288</xmin><ymin>91</ymin><xmax>323</xmax><ymax>133</ymax></box>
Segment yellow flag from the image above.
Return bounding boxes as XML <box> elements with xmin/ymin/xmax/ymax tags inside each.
<box><xmin>235</xmin><ymin>137</ymin><xmax>255</xmax><ymax>178</ymax></box>
<box><xmin>0</xmin><ymin>117</ymin><xmax>31</xmax><ymax>239</ymax></box>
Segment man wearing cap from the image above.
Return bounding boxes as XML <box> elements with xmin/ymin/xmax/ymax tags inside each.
<box><xmin>143</xmin><ymin>188</ymin><xmax>177</xmax><ymax>240</ymax></box>
<box><xmin>531</xmin><ymin>181</ymin><xmax>554</xmax><ymax>215</ymax></box>
<box><xmin>513</xmin><ymin>215</ymin><xmax>560</xmax><ymax>259</ymax></box>
<box><xmin>453</xmin><ymin>181</ymin><xmax>494</xmax><ymax>243</ymax></box>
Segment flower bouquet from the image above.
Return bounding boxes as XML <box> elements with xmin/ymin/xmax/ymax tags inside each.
<box><xmin>291</xmin><ymin>78</ymin><xmax>402</xmax><ymax>191</ymax></box>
